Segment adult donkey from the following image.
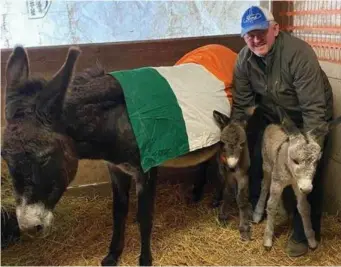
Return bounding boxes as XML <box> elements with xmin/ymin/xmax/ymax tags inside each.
<box><xmin>2</xmin><ymin>45</ymin><xmax>236</xmax><ymax>266</ymax></box>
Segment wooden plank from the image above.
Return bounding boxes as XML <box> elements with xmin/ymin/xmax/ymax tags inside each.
<box><xmin>1</xmin><ymin>35</ymin><xmax>245</xmax><ymax>86</ymax></box>
<box><xmin>1</xmin><ymin>35</ymin><xmax>245</xmax><ymax>124</ymax></box>
<box><xmin>272</xmin><ymin>0</ymin><xmax>293</xmax><ymax>32</ymax></box>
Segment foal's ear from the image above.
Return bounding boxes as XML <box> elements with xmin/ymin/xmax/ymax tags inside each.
<box><xmin>307</xmin><ymin>116</ymin><xmax>341</xmax><ymax>139</ymax></box>
<box><xmin>213</xmin><ymin>110</ymin><xmax>231</xmax><ymax>130</ymax></box>
<box><xmin>276</xmin><ymin>105</ymin><xmax>301</xmax><ymax>137</ymax></box>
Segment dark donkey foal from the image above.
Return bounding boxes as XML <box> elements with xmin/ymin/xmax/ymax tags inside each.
<box><xmin>213</xmin><ymin>110</ymin><xmax>253</xmax><ymax>241</ymax></box>
<box><xmin>2</xmin><ymin>46</ymin><xmax>222</xmax><ymax>266</ymax></box>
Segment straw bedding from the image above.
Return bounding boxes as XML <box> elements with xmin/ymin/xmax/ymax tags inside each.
<box><xmin>1</xmin><ymin>160</ymin><xmax>341</xmax><ymax>266</ymax></box>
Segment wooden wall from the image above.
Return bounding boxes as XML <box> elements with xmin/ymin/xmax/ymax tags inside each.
<box><xmin>1</xmin><ymin>34</ymin><xmax>245</xmax><ymax>124</ymax></box>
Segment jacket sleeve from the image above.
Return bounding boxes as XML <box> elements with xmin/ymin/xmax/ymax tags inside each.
<box><xmin>292</xmin><ymin>45</ymin><xmax>328</xmax><ymax>133</ymax></box>
<box><xmin>231</xmin><ymin>53</ymin><xmax>255</xmax><ymax>121</ymax></box>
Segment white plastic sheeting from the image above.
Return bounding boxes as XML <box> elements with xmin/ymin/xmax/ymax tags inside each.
<box><xmin>1</xmin><ymin>0</ymin><xmax>262</xmax><ymax>48</ymax></box>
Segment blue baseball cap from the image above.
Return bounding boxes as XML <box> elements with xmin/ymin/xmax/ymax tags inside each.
<box><xmin>241</xmin><ymin>6</ymin><xmax>275</xmax><ymax>37</ymax></box>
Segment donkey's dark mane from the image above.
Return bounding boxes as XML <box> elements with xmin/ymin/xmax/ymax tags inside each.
<box><xmin>71</xmin><ymin>63</ymin><xmax>105</xmax><ymax>86</ymax></box>
<box><xmin>58</xmin><ymin>64</ymin><xmax>139</xmax><ymax>162</ymax></box>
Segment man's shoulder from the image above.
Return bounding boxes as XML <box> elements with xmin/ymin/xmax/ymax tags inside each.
<box><xmin>236</xmin><ymin>45</ymin><xmax>251</xmax><ymax>65</ymax></box>
<box><xmin>280</xmin><ymin>31</ymin><xmax>313</xmax><ymax>54</ymax></box>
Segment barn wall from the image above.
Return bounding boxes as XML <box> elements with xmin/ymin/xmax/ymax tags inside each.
<box><xmin>320</xmin><ymin>61</ymin><xmax>341</xmax><ymax>215</ymax></box>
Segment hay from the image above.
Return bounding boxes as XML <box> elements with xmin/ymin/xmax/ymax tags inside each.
<box><xmin>1</xmin><ymin>162</ymin><xmax>341</xmax><ymax>266</ymax></box>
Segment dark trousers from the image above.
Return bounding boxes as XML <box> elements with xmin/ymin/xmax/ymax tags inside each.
<box><xmin>246</xmin><ymin>112</ymin><xmax>327</xmax><ymax>242</ymax></box>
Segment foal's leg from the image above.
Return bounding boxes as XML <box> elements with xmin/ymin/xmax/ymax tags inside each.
<box><xmin>218</xmin><ymin>171</ymin><xmax>233</xmax><ymax>223</ymax></box>
<box><xmin>263</xmin><ymin>180</ymin><xmax>283</xmax><ymax>249</ymax></box>
<box><xmin>136</xmin><ymin>167</ymin><xmax>158</xmax><ymax>266</ymax></box>
<box><xmin>235</xmin><ymin>171</ymin><xmax>252</xmax><ymax>241</ymax></box>
<box><xmin>102</xmin><ymin>165</ymin><xmax>132</xmax><ymax>266</ymax></box>
<box><xmin>253</xmin><ymin>169</ymin><xmax>271</xmax><ymax>223</ymax></box>
<box><xmin>292</xmin><ymin>185</ymin><xmax>317</xmax><ymax>249</ymax></box>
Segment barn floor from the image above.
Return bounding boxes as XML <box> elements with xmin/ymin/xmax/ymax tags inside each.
<box><xmin>1</xmin><ymin>179</ymin><xmax>341</xmax><ymax>266</ymax></box>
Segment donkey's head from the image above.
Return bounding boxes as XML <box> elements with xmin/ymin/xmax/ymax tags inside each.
<box><xmin>277</xmin><ymin>106</ymin><xmax>341</xmax><ymax>194</ymax></box>
<box><xmin>213</xmin><ymin>110</ymin><xmax>248</xmax><ymax>169</ymax></box>
<box><xmin>1</xmin><ymin>45</ymin><xmax>80</xmax><ymax>235</ymax></box>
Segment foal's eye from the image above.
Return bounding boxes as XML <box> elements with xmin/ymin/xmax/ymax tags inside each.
<box><xmin>292</xmin><ymin>159</ymin><xmax>299</xmax><ymax>165</ymax></box>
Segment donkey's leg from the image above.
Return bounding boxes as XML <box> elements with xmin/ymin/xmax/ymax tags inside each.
<box><xmin>263</xmin><ymin>181</ymin><xmax>283</xmax><ymax>249</ymax></box>
<box><xmin>211</xmin><ymin>171</ymin><xmax>224</xmax><ymax>208</ymax></box>
<box><xmin>136</xmin><ymin>167</ymin><xmax>157</xmax><ymax>266</ymax></box>
<box><xmin>102</xmin><ymin>165</ymin><xmax>132</xmax><ymax>266</ymax></box>
<box><xmin>292</xmin><ymin>185</ymin><xmax>317</xmax><ymax>249</ymax></box>
<box><xmin>236</xmin><ymin>171</ymin><xmax>252</xmax><ymax>241</ymax></box>
<box><xmin>192</xmin><ymin>160</ymin><xmax>209</xmax><ymax>203</ymax></box>
<box><xmin>211</xmin><ymin>156</ymin><xmax>224</xmax><ymax>208</ymax></box>
<box><xmin>253</xmin><ymin>169</ymin><xmax>271</xmax><ymax>223</ymax></box>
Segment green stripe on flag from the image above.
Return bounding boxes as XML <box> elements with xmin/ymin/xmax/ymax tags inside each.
<box><xmin>109</xmin><ymin>67</ymin><xmax>190</xmax><ymax>172</ymax></box>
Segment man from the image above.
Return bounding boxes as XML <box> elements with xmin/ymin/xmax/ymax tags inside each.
<box><xmin>231</xmin><ymin>6</ymin><xmax>333</xmax><ymax>257</ymax></box>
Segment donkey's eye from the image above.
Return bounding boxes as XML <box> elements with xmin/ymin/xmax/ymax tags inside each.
<box><xmin>39</xmin><ymin>156</ymin><xmax>51</xmax><ymax>167</ymax></box>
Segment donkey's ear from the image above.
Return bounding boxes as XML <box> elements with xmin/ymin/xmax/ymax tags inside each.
<box><xmin>213</xmin><ymin>110</ymin><xmax>230</xmax><ymax>130</ymax></box>
<box><xmin>5</xmin><ymin>45</ymin><xmax>30</xmax><ymax>120</ymax></box>
<box><xmin>36</xmin><ymin>46</ymin><xmax>80</xmax><ymax>121</ymax></box>
<box><xmin>245</xmin><ymin>105</ymin><xmax>258</xmax><ymax>117</ymax></box>
<box><xmin>5</xmin><ymin>45</ymin><xmax>29</xmax><ymax>88</ymax></box>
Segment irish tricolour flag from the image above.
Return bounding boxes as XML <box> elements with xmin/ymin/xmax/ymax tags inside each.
<box><xmin>109</xmin><ymin>45</ymin><xmax>236</xmax><ymax>172</ymax></box>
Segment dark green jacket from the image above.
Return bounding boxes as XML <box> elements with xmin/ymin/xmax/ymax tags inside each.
<box><xmin>231</xmin><ymin>31</ymin><xmax>333</xmax><ymax>132</ymax></box>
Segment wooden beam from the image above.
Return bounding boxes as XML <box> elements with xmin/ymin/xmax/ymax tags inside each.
<box><xmin>272</xmin><ymin>0</ymin><xmax>294</xmax><ymax>32</ymax></box>
<box><xmin>1</xmin><ymin>35</ymin><xmax>244</xmax><ymax>85</ymax></box>
<box><xmin>1</xmin><ymin>34</ymin><xmax>245</xmax><ymax>124</ymax></box>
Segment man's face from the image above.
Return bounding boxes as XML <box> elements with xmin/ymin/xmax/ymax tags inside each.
<box><xmin>243</xmin><ymin>22</ymin><xmax>279</xmax><ymax>57</ymax></box>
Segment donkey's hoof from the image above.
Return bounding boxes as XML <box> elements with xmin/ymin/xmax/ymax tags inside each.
<box><xmin>252</xmin><ymin>212</ymin><xmax>263</xmax><ymax>224</ymax></box>
<box><xmin>139</xmin><ymin>253</ymin><xmax>152</xmax><ymax>266</ymax></box>
<box><xmin>218</xmin><ymin>213</ymin><xmax>229</xmax><ymax>225</ymax></box>
<box><xmin>192</xmin><ymin>192</ymin><xmax>202</xmax><ymax>203</ymax></box>
<box><xmin>101</xmin><ymin>254</ymin><xmax>118</xmax><ymax>266</ymax></box>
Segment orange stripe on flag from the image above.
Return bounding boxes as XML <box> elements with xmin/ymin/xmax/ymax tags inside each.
<box><xmin>175</xmin><ymin>44</ymin><xmax>237</xmax><ymax>106</ymax></box>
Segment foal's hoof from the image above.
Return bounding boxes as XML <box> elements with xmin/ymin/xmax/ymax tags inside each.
<box><xmin>240</xmin><ymin>231</ymin><xmax>251</xmax><ymax>241</ymax></box>
<box><xmin>252</xmin><ymin>212</ymin><xmax>263</xmax><ymax>224</ymax></box>
<box><xmin>264</xmin><ymin>245</ymin><xmax>272</xmax><ymax>251</ymax></box>
<box><xmin>101</xmin><ymin>254</ymin><xmax>118</xmax><ymax>266</ymax></box>
<box><xmin>308</xmin><ymin>239</ymin><xmax>318</xmax><ymax>250</ymax></box>
<box><xmin>211</xmin><ymin>199</ymin><xmax>222</xmax><ymax>208</ymax></box>
<box><xmin>263</xmin><ymin>239</ymin><xmax>273</xmax><ymax>251</ymax></box>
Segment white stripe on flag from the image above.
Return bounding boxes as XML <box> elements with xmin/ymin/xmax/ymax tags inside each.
<box><xmin>154</xmin><ymin>63</ymin><xmax>231</xmax><ymax>151</ymax></box>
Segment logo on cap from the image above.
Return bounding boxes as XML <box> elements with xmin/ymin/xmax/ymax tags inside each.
<box><xmin>243</xmin><ymin>13</ymin><xmax>262</xmax><ymax>24</ymax></box>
